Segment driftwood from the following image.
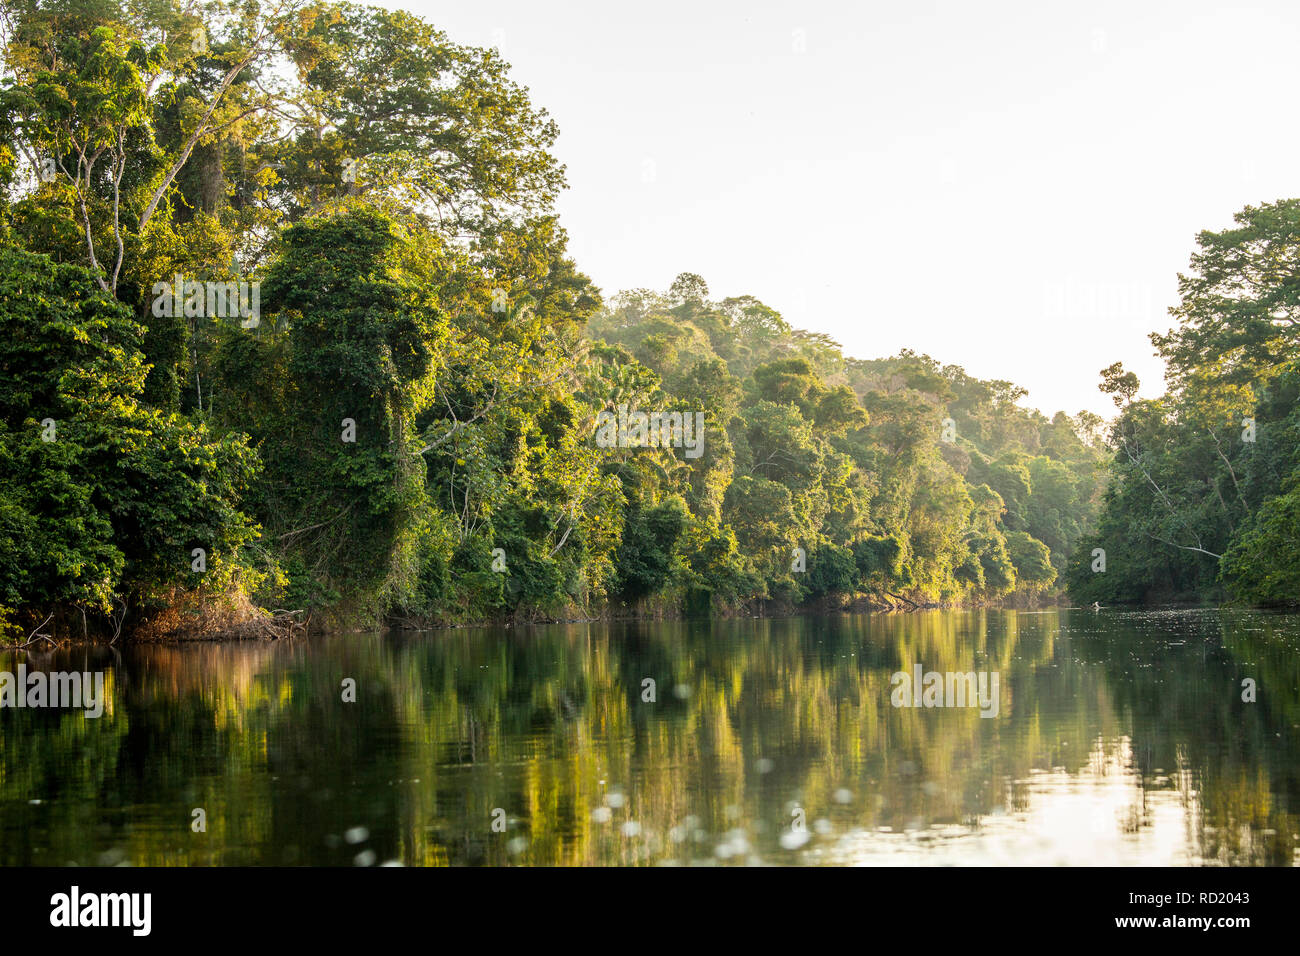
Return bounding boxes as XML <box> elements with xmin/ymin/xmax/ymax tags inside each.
<box><xmin>12</xmin><ymin>612</ymin><xmax>58</xmax><ymax>648</ymax></box>
<box><xmin>109</xmin><ymin>597</ymin><xmax>126</xmax><ymax>645</ymax></box>
<box><xmin>126</xmin><ymin>589</ymin><xmax>312</xmax><ymax>643</ymax></box>
<box><xmin>885</xmin><ymin>590</ymin><xmax>921</xmax><ymax>610</ymax></box>
<box><xmin>180</xmin><ymin>607</ymin><xmax>308</xmax><ymax>641</ymax></box>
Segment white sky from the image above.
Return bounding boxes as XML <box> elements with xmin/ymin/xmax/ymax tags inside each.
<box><xmin>387</xmin><ymin>0</ymin><xmax>1300</xmax><ymax>418</ymax></box>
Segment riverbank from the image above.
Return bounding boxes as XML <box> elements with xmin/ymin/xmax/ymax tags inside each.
<box><xmin>3</xmin><ymin>587</ymin><xmax>1073</xmax><ymax>646</ymax></box>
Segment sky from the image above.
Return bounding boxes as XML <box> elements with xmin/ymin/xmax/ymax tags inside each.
<box><xmin>385</xmin><ymin>0</ymin><xmax>1300</xmax><ymax>418</ymax></box>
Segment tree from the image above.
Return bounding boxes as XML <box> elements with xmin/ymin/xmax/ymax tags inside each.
<box><xmin>1220</xmin><ymin>480</ymin><xmax>1300</xmax><ymax>606</ymax></box>
<box><xmin>0</xmin><ymin>240</ymin><xmax>259</xmax><ymax>617</ymax></box>
<box><xmin>1099</xmin><ymin>361</ymin><xmax>1139</xmax><ymax>408</ymax></box>
<box><xmin>1005</xmin><ymin>531</ymin><xmax>1055</xmax><ymax>595</ymax></box>
<box><xmin>272</xmin><ymin>2</ymin><xmax>563</xmax><ymax>232</ymax></box>
<box><xmin>250</xmin><ymin>207</ymin><xmax>443</xmax><ymax>611</ymax></box>
<box><xmin>1153</xmin><ymin>199</ymin><xmax>1300</xmax><ymax>389</ymax></box>
<box><xmin>1</xmin><ymin>0</ymin><xmax>298</xmax><ymax>294</ymax></box>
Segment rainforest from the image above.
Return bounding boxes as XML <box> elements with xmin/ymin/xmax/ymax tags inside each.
<box><xmin>0</xmin><ymin>0</ymin><xmax>1296</xmax><ymax>646</ymax></box>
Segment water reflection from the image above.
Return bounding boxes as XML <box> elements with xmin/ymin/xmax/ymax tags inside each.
<box><xmin>1</xmin><ymin>609</ymin><xmax>1296</xmax><ymax>865</ymax></box>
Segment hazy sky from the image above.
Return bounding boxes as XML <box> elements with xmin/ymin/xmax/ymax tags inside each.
<box><xmin>387</xmin><ymin>0</ymin><xmax>1300</xmax><ymax>418</ymax></box>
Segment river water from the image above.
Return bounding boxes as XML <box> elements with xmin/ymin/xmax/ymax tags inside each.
<box><xmin>1</xmin><ymin>608</ymin><xmax>1296</xmax><ymax>865</ymax></box>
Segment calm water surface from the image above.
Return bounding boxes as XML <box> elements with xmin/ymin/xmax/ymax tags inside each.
<box><xmin>1</xmin><ymin>608</ymin><xmax>1297</xmax><ymax>866</ymax></box>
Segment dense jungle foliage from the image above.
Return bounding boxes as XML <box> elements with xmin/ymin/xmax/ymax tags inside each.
<box><xmin>1068</xmin><ymin>200</ymin><xmax>1300</xmax><ymax>607</ymax></box>
<box><xmin>5</xmin><ymin>0</ymin><xmax>1287</xmax><ymax>641</ymax></box>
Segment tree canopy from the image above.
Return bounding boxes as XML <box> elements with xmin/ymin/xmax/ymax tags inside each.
<box><xmin>1</xmin><ymin>0</ymin><xmax>1111</xmax><ymax>640</ymax></box>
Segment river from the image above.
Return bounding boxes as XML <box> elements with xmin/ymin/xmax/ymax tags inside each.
<box><xmin>1</xmin><ymin>608</ymin><xmax>1295</xmax><ymax>865</ymax></box>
